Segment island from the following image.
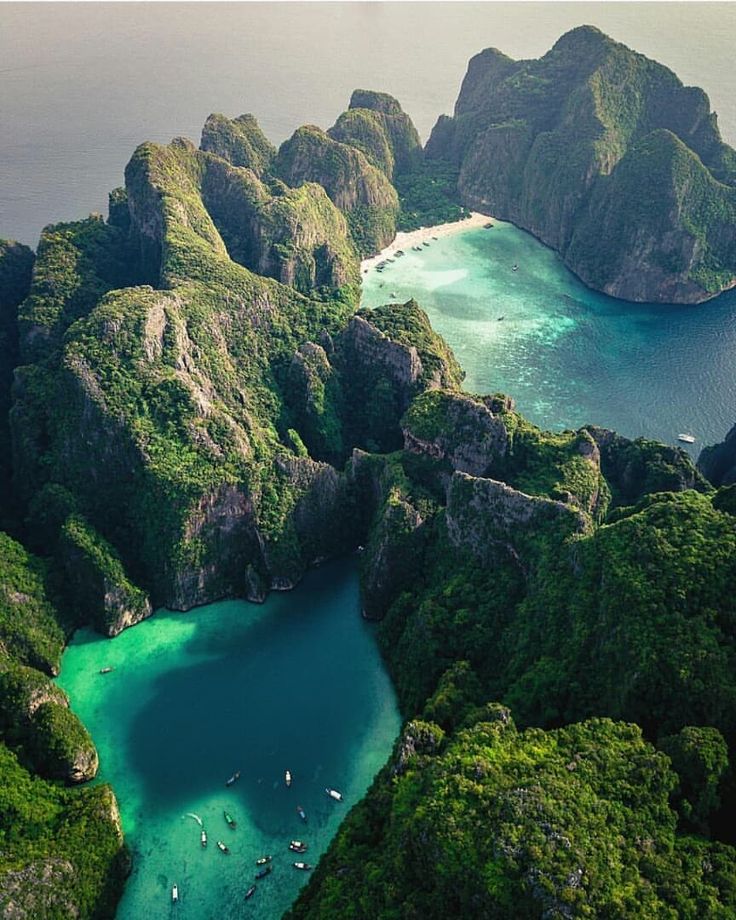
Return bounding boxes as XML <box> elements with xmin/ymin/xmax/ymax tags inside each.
<box><xmin>1</xmin><ymin>28</ymin><xmax>735</xmax><ymax>918</ymax></box>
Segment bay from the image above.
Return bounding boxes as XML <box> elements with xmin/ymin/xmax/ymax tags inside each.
<box><xmin>361</xmin><ymin>220</ymin><xmax>736</xmax><ymax>451</ymax></box>
<box><xmin>57</xmin><ymin>560</ymin><xmax>400</xmax><ymax>920</ymax></box>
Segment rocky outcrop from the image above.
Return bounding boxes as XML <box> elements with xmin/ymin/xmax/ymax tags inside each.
<box><xmin>57</xmin><ymin>515</ymin><xmax>152</xmax><ymax>635</ymax></box>
<box><xmin>328</xmin><ymin>90</ymin><xmax>422</xmax><ymax>179</ymax></box>
<box><xmin>427</xmin><ymin>26</ymin><xmax>736</xmax><ymax>304</ymax></box>
<box><xmin>446</xmin><ymin>471</ymin><xmax>589</xmax><ymax>566</ymax></box>
<box><xmin>698</xmin><ymin>422</ymin><xmax>736</xmax><ymax>486</ymax></box>
<box><xmin>587</xmin><ymin>425</ymin><xmax>711</xmax><ymax>502</ymax></box>
<box><xmin>402</xmin><ymin>390</ymin><xmax>511</xmax><ymax>478</ymax></box>
<box><xmin>0</xmin><ymin>662</ymin><xmax>98</xmax><ymax>783</ymax></box>
<box><xmin>360</xmin><ymin>492</ymin><xmax>425</xmax><ymax>621</ymax></box>
<box><xmin>201</xmin><ymin>157</ymin><xmax>358</xmax><ymax>294</ymax></box>
<box><xmin>275</xmin><ymin>125</ymin><xmax>399</xmax><ymax>256</ymax></box>
<box><xmin>200</xmin><ymin>112</ymin><xmax>276</xmax><ymax>176</ymax></box>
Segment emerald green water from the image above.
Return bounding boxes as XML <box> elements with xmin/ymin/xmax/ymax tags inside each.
<box><xmin>58</xmin><ymin>561</ymin><xmax>400</xmax><ymax>919</ymax></box>
<box><xmin>362</xmin><ymin>220</ymin><xmax>736</xmax><ymax>452</ymax></box>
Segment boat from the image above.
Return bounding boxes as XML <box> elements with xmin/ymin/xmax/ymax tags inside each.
<box><xmin>512</xmin><ymin>264</ymin><xmax>519</xmax><ymax>272</ymax></box>
<box><xmin>216</xmin><ymin>841</ymin><xmax>230</xmax><ymax>854</ymax></box>
<box><xmin>293</xmin><ymin>862</ymin><xmax>313</xmax><ymax>871</ymax></box>
<box><xmin>390</xmin><ymin>292</ymin><xmax>398</xmax><ymax>298</ymax></box>
<box><xmin>172</xmin><ymin>884</ymin><xmax>179</xmax><ymax>903</ymax></box>
<box><xmin>395</xmin><ymin>250</ymin><xmax>404</xmax><ymax>256</ymax></box>
<box><xmin>289</xmin><ymin>840</ymin><xmax>308</xmax><ymax>853</ymax></box>
<box><xmin>200</xmin><ymin>828</ymin><xmax>207</xmax><ymax>847</ymax></box>
<box><xmin>255</xmin><ymin>865</ymin><xmax>272</xmax><ymax>880</ymax></box>
<box><xmin>245</xmin><ymin>885</ymin><xmax>256</xmax><ymax>900</ymax></box>
<box><xmin>99</xmin><ymin>667</ymin><xmax>114</xmax><ymax>674</ymax></box>
<box><xmin>255</xmin><ymin>855</ymin><xmax>272</xmax><ymax>866</ymax></box>
<box><xmin>296</xmin><ymin>805</ymin><xmax>307</xmax><ymax>821</ymax></box>
<box><xmin>432</xmin><ymin>235</ymin><xmax>438</xmax><ymax>240</ymax></box>
<box><xmin>224</xmin><ymin>810</ymin><xmax>236</xmax><ymax>829</ymax></box>
<box><xmin>285</xmin><ymin>769</ymin><xmax>292</xmax><ymax>787</ymax></box>
<box><xmin>497</xmin><ymin>316</ymin><xmax>505</xmax><ymax>322</ymax></box>
<box><xmin>225</xmin><ymin>770</ymin><xmax>241</xmax><ymax>787</ymax></box>
<box><xmin>423</xmin><ymin>241</ymin><xmax>430</xmax><ymax>247</ymax></box>
<box><xmin>484</xmin><ymin>222</ymin><xmax>494</xmax><ymax>229</ymax></box>
<box><xmin>677</xmin><ymin>433</ymin><xmax>696</xmax><ymax>444</ymax></box>
<box><xmin>325</xmin><ymin>788</ymin><xmax>343</xmax><ymax>802</ymax></box>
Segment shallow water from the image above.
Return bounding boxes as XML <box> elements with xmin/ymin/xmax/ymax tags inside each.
<box><xmin>362</xmin><ymin>220</ymin><xmax>736</xmax><ymax>453</ymax></box>
<box><xmin>58</xmin><ymin>561</ymin><xmax>400</xmax><ymax>919</ymax></box>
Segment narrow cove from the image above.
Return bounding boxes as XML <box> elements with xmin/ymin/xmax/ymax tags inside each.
<box><xmin>57</xmin><ymin>561</ymin><xmax>400</xmax><ymax>919</ymax></box>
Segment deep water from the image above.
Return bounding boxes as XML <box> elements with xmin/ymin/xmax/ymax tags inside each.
<box><xmin>362</xmin><ymin>220</ymin><xmax>736</xmax><ymax>453</ymax></box>
<box><xmin>58</xmin><ymin>561</ymin><xmax>400</xmax><ymax>919</ymax></box>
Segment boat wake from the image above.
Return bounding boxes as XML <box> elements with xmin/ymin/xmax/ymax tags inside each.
<box><xmin>184</xmin><ymin>812</ymin><xmax>203</xmax><ymax>827</ymax></box>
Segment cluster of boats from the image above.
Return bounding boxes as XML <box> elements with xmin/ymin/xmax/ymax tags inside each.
<box><xmin>172</xmin><ymin>769</ymin><xmax>344</xmax><ymax>904</ymax></box>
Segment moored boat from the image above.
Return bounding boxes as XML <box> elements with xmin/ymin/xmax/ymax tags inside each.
<box><xmin>224</xmin><ymin>810</ymin><xmax>236</xmax><ymax>829</ymax></box>
<box><xmin>255</xmin><ymin>855</ymin><xmax>272</xmax><ymax>866</ymax></box>
<box><xmin>200</xmin><ymin>828</ymin><xmax>207</xmax><ymax>847</ymax></box>
<box><xmin>172</xmin><ymin>884</ymin><xmax>179</xmax><ymax>903</ymax></box>
<box><xmin>216</xmin><ymin>840</ymin><xmax>230</xmax><ymax>854</ymax></box>
<box><xmin>245</xmin><ymin>885</ymin><xmax>256</xmax><ymax>900</ymax></box>
<box><xmin>289</xmin><ymin>840</ymin><xmax>308</xmax><ymax>853</ymax></box>
<box><xmin>512</xmin><ymin>263</ymin><xmax>519</xmax><ymax>272</ymax></box>
<box><xmin>296</xmin><ymin>805</ymin><xmax>307</xmax><ymax>821</ymax></box>
<box><xmin>325</xmin><ymin>787</ymin><xmax>343</xmax><ymax>801</ymax></box>
<box><xmin>99</xmin><ymin>667</ymin><xmax>114</xmax><ymax>674</ymax></box>
<box><xmin>677</xmin><ymin>433</ymin><xmax>696</xmax><ymax>444</ymax></box>
<box><xmin>225</xmin><ymin>770</ymin><xmax>241</xmax><ymax>787</ymax></box>
<box><xmin>255</xmin><ymin>865</ymin><xmax>272</xmax><ymax>879</ymax></box>
<box><xmin>285</xmin><ymin>769</ymin><xmax>292</xmax><ymax>787</ymax></box>
<box><xmin>293</xmin><ymin>861</ymin><xmax>313</xmax><ymax>870</ymax></box>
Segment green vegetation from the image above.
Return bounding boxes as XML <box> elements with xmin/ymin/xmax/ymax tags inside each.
<box><xmin>289</xmin><ymin>713</ymin><xmax>736</xmax><ymax>919</ymax></box>
<box><xmin>276</xmin><ymin>124</ymin><xmax>399</xmax><ymax>257</ymax></box>
<box><xmin>3</xmin><ymin>66</ymin><xmax>736</xmax><ymax>918</ymax></box>
<box><xmin>0</xmin><ymin>533</ymin><xmax>126</xmax><ymax>915</ymax></box>
<box><xmin>200</xmin><ymin>112</ymin><xmax>276</xmax><ymax>176</ymax></box>
<box><xmin>395</xmin><ymin>158</ymin><xmax>468</xmax><ymax>231</ymax></box>
<box><xmin>428</xmin><ymin>25</ymin><xmax>736</xmax><ymax>303</ymax></box>
<box><xmin>0</xmin><ymin>745</ymin><xmax>128</xmax><ymax>919</ymax></box>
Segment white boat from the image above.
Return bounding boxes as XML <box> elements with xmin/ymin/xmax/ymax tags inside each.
<box><xmin>200</xmin><ymin>828</ymin><xmax>207</xmax><ymax>847</ymax></box>
<box><xmin>325</xmin><ymin>787</ymin><xmax>343</xmax><ymax>802</ymax></box>
<box><xmin>172</xmin><ymin>884</ymin><xmax>179</xmax><ymax>903</ymax></box>
<box><xmin>285</xmin><ymin>769</ymin><xmax>292</xmax><ymax>787</ymax></box>
<box><xmin>677</xmin><ymin>433</ymin><xmax>696</xmax><ymax>444</ymax></box>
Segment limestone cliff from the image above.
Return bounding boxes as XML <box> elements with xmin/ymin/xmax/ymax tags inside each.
<box><xmin>698</xmin><ymin>422</ymin><xmax>736</xmax><ymax>486</ymax></box>
<box><xmin>328</xmin><ymin>90</ymin><xmax>421</xmax><ymax>179</ymax></box>
<box><xmin>427</xmin><ymin>26</ymin><xmax>736</xmax><ymax>303</ymax></box>
<box><xmin>275</xmin><ymin>125</ymin><xmax>399</xmax><ymax>256</ymax></box>
<box><xmin>200</xmin><ymin>112</ymin><xmax>276</xmax><ymax>176</ymax></box>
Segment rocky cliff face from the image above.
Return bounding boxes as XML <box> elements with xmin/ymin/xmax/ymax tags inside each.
<box><xmin>328</xmin><ymin>90</ymin><xmax>422</xmax><ymax>179</ymax></box>
<box><xmin>200</xmin><ymin>112</ymin><xmax>276</xmax><ymax>176</ymax></box>
<box><xmin>275</xmin><ymin>125</ymin><xmax>399</xmax><ymax>256</ymax></box>
<box><xmin>698</xmin><ymin>423</ymin><xmax>736</xmax><ymax>486</ymax></box>
<box><xmin>427</xmin><ymin>25</ymin><xmax>736</xmax><ymax>304</ymax></box>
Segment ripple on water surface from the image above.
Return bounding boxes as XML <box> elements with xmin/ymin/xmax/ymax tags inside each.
<box><xmin>362</xmin><ymin>220</ymin><xmax>736</xmax><ymax>452</ymax></box>
<box><xmin>58</xmin><ymin>561</ymin><xmax>400</xmax><ymax>919</ymax></box>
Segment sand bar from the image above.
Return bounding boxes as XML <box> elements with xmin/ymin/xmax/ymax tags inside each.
<box><xmin>360</xmin><ymin>211</ymin><xmax>495</xmax><ymax>275</ymax></box>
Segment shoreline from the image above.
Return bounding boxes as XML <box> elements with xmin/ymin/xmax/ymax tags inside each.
<box><xmin>360</xmin><ymin>211</ymin><xmax>495</xmax><ymax>275</ymax></box>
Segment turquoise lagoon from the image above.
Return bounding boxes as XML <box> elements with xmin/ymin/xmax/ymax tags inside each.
<box><xmin>58</xmin><ymin>562</ymin><xmax>400</xmax><ymax>919</ymax></box>
<box><xmin>362</xmin><ymin>219</ymin><xmax>736</xmax><ymax>454</ymax></box>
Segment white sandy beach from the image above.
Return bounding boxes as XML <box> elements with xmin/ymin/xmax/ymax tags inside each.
<box><xmin>360</xmin><ymin>211</ymin><xmax>495</xmax><ymax>274</ymax></box>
